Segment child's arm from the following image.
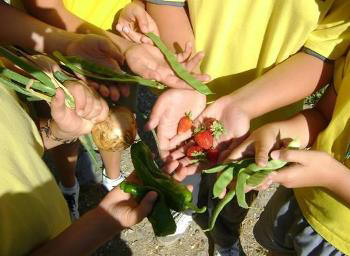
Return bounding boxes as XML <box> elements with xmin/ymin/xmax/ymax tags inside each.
<box><xmin>226</xmin><ymin>85</ymin><xmax>336</xmax><ymax>165</ymax></box>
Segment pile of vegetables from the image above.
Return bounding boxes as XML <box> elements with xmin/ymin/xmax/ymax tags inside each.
<box><xmin>203</xmin><ymin>139</ymin><xmax>300</xmax><ymax>231</ymax></box>
<box><xmin>120</xmin><ymin>141</ymin><xmax>206</xmax><ymax>237</ymax></box>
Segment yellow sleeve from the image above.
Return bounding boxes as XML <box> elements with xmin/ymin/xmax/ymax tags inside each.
<box><xmin>304</xmin><ymin>0</ymin><xmax>350</xmax><ymax>60</ymax></box>
<box><xmin>145</xmin><ymin>0</ymin><xmax>185</xmax><ymax>7</ymax></box>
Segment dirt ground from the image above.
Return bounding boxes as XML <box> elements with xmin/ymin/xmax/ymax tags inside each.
<box><xmin>50</xmin><ymin>88</ymin><xmax>276</xmax><ymax>256</ymax></box>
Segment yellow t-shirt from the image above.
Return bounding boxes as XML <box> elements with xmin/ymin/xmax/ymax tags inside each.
<box><xmin>294</xmin><ymin>53</ymin><xmax>350</xmax><ymax>255</ymax></box>
<box><xmin>62</xmin><ymin>0</ymin><xmax>131</xmax><ymax>30</ymax></box>
<box><xmin>10</xmin><ymin>0</ymin><xmax>131</xmax><ymax>30</ymax></box>
<box><xmin>0</xmin><ymin>86</ymin><xmax>71</xmax><ymax>256</ymax></box>
<box><xmin>147</xmin><ymin>0</ymin><xmax>350</xmax><ymax>128</ymax></box>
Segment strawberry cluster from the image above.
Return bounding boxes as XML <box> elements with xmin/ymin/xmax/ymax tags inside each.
<box><xmin>177</xmin><ymin>114</ymin><xmax>224</xmax><ymax>164</ymax></box>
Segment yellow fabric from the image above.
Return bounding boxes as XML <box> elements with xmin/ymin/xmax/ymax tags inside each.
<box><xmin>63</xmin><ymin>0</ymin><xmax>131</xmax><ymax>30</ymax></box>
<box><xmin>150</xmin><ymin>0</ymin><xmax>350</xmax><ymax>128</ymax></box>
<box><xmin>294</xmin><ymin>52</ymin><xmax>350</xmax><ymax>255</ymax></box>
<box><xmin>0</xmin><ymin>86</ymin><xmax>71</xmax><ymax>256</ymax></box>
<box><xmin>10</xmin><ymin>0</ymin><xmax>130</xmax><ymax>30</ymax></box>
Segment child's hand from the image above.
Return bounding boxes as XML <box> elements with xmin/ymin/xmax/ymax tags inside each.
<box><xmin>145</xmin><ymin>89</ymin><xmax>207</xmax><ymax>159</ymax></box>
<box><xmin>50</xmin><ymin>81</ymin><xmax>109</xmax><ymax>140</ymax></box>
<box><xmin>124</xmin><ymin>43</ymin><xmax>209</xmax><ymax>89</ymax></box>
<box><xmin>99</xmin><ymin>172</ymin><xmax>157</xmax><ymax>230</ymax></box>
<box><xmin>224</xmin><ymin>123</ymin><xmax>285</xmax><ymax>166</ymax></box>
<box><xmin>116</xmin><ymin>0</ymin><xmax>159</xmax><ymax>44</ymax></box>
<box><xmin>163</xmin><ymin>95</ymin><xmax>250</xmax><ymax>180</ymax></box>
<box><xmin>65</xmin><ymin>34</ymin><xmax>130</xmax><ymax>102</ymax></box>
<box><xmin>258</xmin><ymin>149</ymin><xmax>337</xmax><ymax>190</ymax></box>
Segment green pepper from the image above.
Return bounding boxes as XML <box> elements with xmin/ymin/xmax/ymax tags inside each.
<box><xmin>131</xmin><ymin>141</ymin><xmax>206</xmax><ymax>213</ymax></box>
<box><xmin>120</xmin><ymin>181</ymin><xmax>176</xmax><ymax>237</ymax></box>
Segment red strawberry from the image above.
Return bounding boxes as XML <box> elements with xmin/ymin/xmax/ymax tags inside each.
<box><xmin>194</xmin><ymin>130</ymin><xmax>213</xmax><ymax>150</ymax></box>
<box><xmin>186</xmin><ymin>145</ymin><xmax>205</xmax><ymax>159</ymax></box>
<box><xmin>177</xmin><ymin>112</ymin><xmax>192</xmax><ymax>134</ymax></box>
<box><xmin>207</xmin><ymin>148</ymin><xmax>219</xmax><ymax>164</ymax></box>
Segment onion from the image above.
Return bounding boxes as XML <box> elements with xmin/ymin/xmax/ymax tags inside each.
<box><xmin>92</xmin><ymin>106</ymin><xmax>137</xmax><ymax>151</ymax></box>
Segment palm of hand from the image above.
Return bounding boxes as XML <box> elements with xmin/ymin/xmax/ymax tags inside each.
<box><xmin>201</xmin><ymin>95</ymin><xmax>250</xmax><ymax>150</ymax></box>
<box><xmin>125</xmin><ymin>43</ymin><xmax>172</xmax><ymax>78</ymax></box>
<box><xmin>99</xmin><ymin>188</ymin><xmax>143</xmax><ymax>229</ymax></box>
<box><xmin>150</xmin><ymin>89</ymin><xmax>206</xmax><ymax>157</ymax></box>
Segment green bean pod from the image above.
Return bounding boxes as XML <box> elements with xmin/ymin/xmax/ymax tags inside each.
<box><xmin>212</xmin><ymin>166</ymin><xmax>235</xmax><ymax>198</ymax></box>
<box><xmin>204</xmin><ymin>189</ymin><xmax>236</xmax><ymax>232</ymax></box>
<box><xmin>53</xmin><ymin>51</ymin><xmax>165</xmax><ymax>89</ymax></box>
<box><xmin>146</xmin><ymin>32</ymin><xmax>213</xmax><ymax>95</ymax></box>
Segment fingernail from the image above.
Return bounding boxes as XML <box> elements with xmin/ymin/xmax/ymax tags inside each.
<box><xmin>257</xmin><ymin>158</ymin><xmax>267</xmax><ymax>167</ymax></box>
<box><xmin>147</xmin><ymin>191</ymin><xmax>158</xmax><ymax>203</ymax></box>
<box><xmin>271</xmin><ymin>150</ymin><xmax>280</xmax><ymax>160</ymax></box>
<box><xmin>77</xmin><ymin>110</ymin><xmax>83</xmax><ymax>116</ymax></box>
<box><xmin>122</xmin><ymin>26</ymin><xmax>130</xmax><ymax>33</ymax></box>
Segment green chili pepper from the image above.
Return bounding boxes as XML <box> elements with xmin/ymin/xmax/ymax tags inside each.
<box><xmin>131</xmin><ymin>141</ymin><xmax>206</xmax><ymax>213</ymax></box>
<box><xmin>53</xmin><ymin>51</ymin><xmax>165</xmax><ymax>90</ymax></box>
<box><xmin>146</xmin><ymin>32</ymin><xmax>213</xmax><ymax>95</ymax></box>
<box><xmin>120</xmin><ymin>181</ymin><xmax>176</xmax><ymax>237</ymax></box>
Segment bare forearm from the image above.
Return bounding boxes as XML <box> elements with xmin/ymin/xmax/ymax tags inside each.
<box><xmin>31</xmin><ymin>207</ymin><xmax>119</xmax><ymax>256</ymax></box>
<box><xmin>328</xmin><ymin>164</ymin><xmax>350</xmax><ymax>206</ymax></box>
<box><xmin>22</xmin><ymin>0</ymin><xmax>133</xmax><ymax>58</ymax></box>
<box><xmin>230</xmin><ymin>52</ymin><xmax>333</xmax><ymax>120</ymax></box>
<box><xmin>0</xmin><ymin>2</ymin><xmax>77</xmax><ymax>54</ymax></box>
<box><xmin>146</xmin><ymin>3</ymin><xmax>195</xmax><ymax>53</ymax></box>
<box><xmin>272</xmin><ymin>108</ymin><xmax>328</xmax><ymax>148</ymax></box>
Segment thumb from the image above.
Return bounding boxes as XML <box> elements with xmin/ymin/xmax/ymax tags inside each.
<box><xmin>135</xmin><ymin>191</ymin><xmax>158</xmax><ymax>220</ymax></box>
<box><xmin>254</xmin><ymin>137</ymin><xmax>275</xmax><ymax>167</ymax></box>
<box><xmin>51</xmin><ymin>88</ymin><xmax>66</xmax><ymax>120</ymax></box>
<box><xmin>134</xmin><ymin>9</ymin><xmax>150</xmax><ymax>33</ymax></box>
<box><xmin>144</xmin><ymin>100</ymin><xmax>164</xmax><ymax>131</ymax></box>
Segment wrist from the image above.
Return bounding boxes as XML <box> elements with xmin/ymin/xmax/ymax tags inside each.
<box><xmin>88</xmin><ymin>207</ymin><xmax>122</xmax><ymax>238</ymax></box>
<box><xmin>106</xmin><ymin>32</ymin><xmax>135</xmax><ymax>63</ymax></box>
<box><xmin>46</xmin><ymin>30</ymin><xmax>83</xmax><ymax>55</ymax></box>
<box><xmin>49</xmin><ymin>119</ymin><xmax>78</xmax><ymax>143</ymax></box>
<box><xmin>220</xmin><ymin>93</ymin><xmax>253</xmax><ymax>120</ymax></box>
<box><xmin>322</xmin><ymin>156</ymin><xmax>348</xmax><ymax>190</ymax></box>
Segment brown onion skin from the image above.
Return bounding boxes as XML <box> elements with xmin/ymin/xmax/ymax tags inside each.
<box><xmin>92</xmin><ymin>106</ymin><xmax>136</xmax><ymax>151</ymax></box>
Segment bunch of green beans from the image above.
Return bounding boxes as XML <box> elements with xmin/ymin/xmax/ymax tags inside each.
<box><xmin>203</xmin><ymin>139</ymin><xmax>300</xmax><ymax>231</ymax></box>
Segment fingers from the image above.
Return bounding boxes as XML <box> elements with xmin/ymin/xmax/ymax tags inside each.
<box><xmin>50</xmin><ymin>88</ymin><xmax>67</xmax><ymax>121</ymax></box>
<box><xmin>109</xmin><ymin>86</ymin><xmax>121</xmax><ymax>102</ymax></box>
<box><xmin>184</xmin><ymin>51</ymin><xmax>204</xmax><ymax>72</ymax></box>
<box><xmin>135</xmin><ymin>191</ymin><xmax>158</xmax><ymax>221</ymax></box>
<box><xmin>65</xmin><ymin>81</ymin><xmax>108</xmax><ymax>122</ymax></box>
<box><xmin>119</xmin><ymin>85</ymin><xmax>130</xmax><ymax>97</ymax></box>
<box><xmin>254</xmin><ymin>136</ymin><xmax>276</xmax><ymax>167</ymax></box>
<box><xmin>176</xmin><ymin>42</ymin><xmax>193</xmax><ymax>63</ymax></box>
<box><xmin>93</xmin><ymin>97</ymin><xmax>109</xmax><ymax>123</ymax></box>
<box><xmin>271</xmin><ymin>149</ymin><xmax>307</xmax><ymax>165</ymax></box>
<box><xmin>265</xmin><ymin>167</ymin><xmax>300</xmax><ymax>188</ymax></box>
<box><xmin>193</xmin><ymin>73</ymin><xmax>211</xmax><ymax>83</ymax></box>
